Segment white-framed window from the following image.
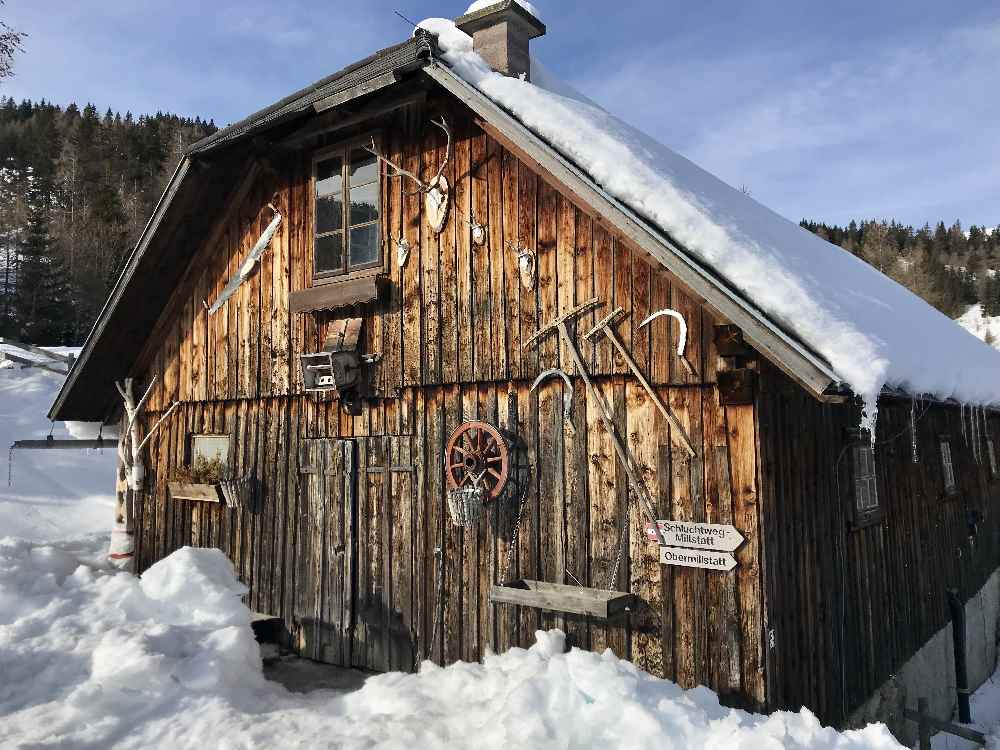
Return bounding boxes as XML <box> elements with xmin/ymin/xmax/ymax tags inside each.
<box><xmin>192</xmin><ymin>434</ymin><xmax>231</xmax><ymax>466</ymax></box>
<box><xmin>941</xmin><ymin>438</ymin><xmax>957</xmax><ymax>495</ymax></box>
<box><xmin>853</xmin><ymin>438</ymin><xmax>880</xmax><ymax>523</ymax></box>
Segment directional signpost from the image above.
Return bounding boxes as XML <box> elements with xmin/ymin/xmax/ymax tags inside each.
<box><xmin>645</xmin><ymin>520</ymin><xmax>745</xmax><ymax>571</ymax></box>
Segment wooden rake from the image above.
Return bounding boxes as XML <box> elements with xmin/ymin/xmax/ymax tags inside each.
<box><xmin>523</xmin><ymin>299</ymin><xmax>667</xmax><ymax>547</ymax></box>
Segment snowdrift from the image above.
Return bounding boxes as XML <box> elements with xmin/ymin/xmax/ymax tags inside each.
<box><xmin>0</xmin><ymin>541</ymin><xmax>902</xmax><ymax>749</ymax></box>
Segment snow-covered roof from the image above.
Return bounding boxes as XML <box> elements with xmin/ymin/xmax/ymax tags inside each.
<box><xmin>418</xmin><ymin>17</ymin><xmax>1000</xmax><ymax>429</ymax></box>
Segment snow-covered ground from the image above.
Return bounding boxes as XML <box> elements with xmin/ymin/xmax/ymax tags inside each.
<box><xmin>0</xmin><ymin>541</ymin><xmax>903</xmax><ymax>749</ymax></box>
<box><xmin>0</xmin><ymin>344</ymin><xmax>116</xmax><ymax>541</ymax></box>
<box><xmin>957</xmin><ymin>305</ymin><xmax>1000</xmax><ymax>351</ymax></box>
<box><xmin>0</xmin><ymin>347</ymin><xmax>905</xmax><ymax>748</ymax></box>
<box><xmin>0</xmin><ymin>344</ymin><xmax>115</xmax><ymax>540</ymax></box>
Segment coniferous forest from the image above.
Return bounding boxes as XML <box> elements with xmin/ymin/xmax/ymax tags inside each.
<box><xmin>0</xmin><ymin>95</ymin><xmax>996</xmax><ymax>345</ymax></box>
<box><xmin>0</xmin><ymin>98</ymin><xmax>216</xmax><ymax>344</ymax></box>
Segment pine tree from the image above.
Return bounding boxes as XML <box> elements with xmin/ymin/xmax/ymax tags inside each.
<box><xmin>14</xmin><ymin>184</ymin><xmax>73</xmax><ymax>344</ymax></box>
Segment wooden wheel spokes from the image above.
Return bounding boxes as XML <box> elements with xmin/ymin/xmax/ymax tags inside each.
<box><xmin>445</xmin><ymin>420</ymin><xmax>511</xmax><ymax>500</ymax></box>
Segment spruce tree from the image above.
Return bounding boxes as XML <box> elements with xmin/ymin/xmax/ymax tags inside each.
<box><xmin>14</xmin><ymin>184</ymin><xmax>73</xmax><ymax>344</ymax></box>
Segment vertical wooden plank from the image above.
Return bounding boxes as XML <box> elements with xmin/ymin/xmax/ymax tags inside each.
<box><xmin>727</xmin><ymin>402</ymin><xmax>765</xmax><ymax>708</ymax></box>
<box><xmin>502</xmin><ymin>150</ymin><xmax>522</xmax><ymax>380</ymax></box>
<box><xmin>564</xmin><ymin>370</ymin><xmax>590</xmax><ymax>651</ymax></box>
<box><xmin>455</xmin><ymin>119</ymin><xmax>474</xmax><ymax>383</ymax></box>
<box><xmin>631</xmin><ymin>258</ymin><xmax>651</xmax><ymax>375</ymax></box>
<box><xmin>649</xmin><ymin>270</ymin><xmax>671</xmax><ymax>384</ymax></box>
<box><xmin>704</xmin><ymin>384</ymin><xmax>742</xmax><ymax>700</ymax></box>
<box><xmin>471</xmin><ymin>128</ymin><xmax>492</xmax><ymax>382</ymax></box>
<box><xmin>518</xmin><ymin>163</ymin><xmax>538</xmax><ymax>378</ymax></box>
<box><xmin>611</xmin><ymin>241</ymin><xmax>631</xmax><ymax>376</ymax></box>
<box><xmin>593</xmin><ymin>226</ymin><xmax>614</xmax><ymax>376</ymax></box>
<box><xmin>555</xmin><ymin>195</ymin><xmax>577</xmax><ymax>372</ymax></box>
<box><xmin>537</xmin><ymin>377</ymin><xmax>565</xmax><ymax>634</ymax></box>
<box><xmin>485</xmin><ymin>136</ymin><xmax>507</xmax><ymax>381</ymax></box>
<box><xmin>425</xmin><ymin>388</ymin><xmax>445</xmax><ymax>662</ymax></box>
<box><xmin>442</xmin><ymin>386</ymin><xmax>463</xmax><ymax>662</ymax></box>
<box><xmin>390</xmin><ymin>437</ymin><xmax>415</xmax><ymax>670</ymax></box>
<box><xmin>460</xmin><ymin>387</ymin><xmax>480</xmax><ymax>662</ymax></box>
<box><xmin>382</xmin><ymin>122</ymin><xmax>404</xmax><ymax>397</ymax></box>
<box><xmin>535</xmin><ymin>182</ymin><xmax>559</xmax><ymax>374</ymax></box>
<box><xmin>670</xmin><ymin>386</ymin><xmax>707</xmax><ymax>687</ymax></box>
<box><xmin>518</xmin><ymin>381</ymin><xmax>541</xmax><ymax>647</ymax></box>
<box><xmin>627</xmin><ymin>382</ymin><xmax>664</xmax><ymax>675</ymax></box>
<box><xmin>402</xmin><ymin>107</ymin><xmax>423</xmax><ymax>388</ymax></box>
<box><xmin>424</xmin><ymin>121</ymin><xmax>444</xmax><ymax>385</ymax></box>
<box><xmin>574</xmin><ymin>211</ymin><xmax>595</xmax><ymax>371</ymax></box>
<box><xmin>588</xmin><ymin>378</ymin><xmax>621</xmax><ymax>655</ymax></box>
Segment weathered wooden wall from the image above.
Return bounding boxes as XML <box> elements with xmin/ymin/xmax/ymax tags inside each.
<box><xmin>759</xmin><ymin>360</ymin><xmax>1000</xmax><ymax>726</ymax></box>
<box><xmin>131</xmin><ymin>378</ymin><xmax>766</xmax><ymax>705</ymax></box>
<box><xmin>128</xmin><ymin>91</ymin><xmax>770</xmax><ymax>708</ymax></box>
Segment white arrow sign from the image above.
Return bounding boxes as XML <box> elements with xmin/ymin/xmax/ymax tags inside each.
<box><xmin>644</xmin><ymin>520</ymin><xmax>746</xmax><ymax>553</ymax></box>
<box><xmin>659</xmin><ymin>546</ymin><xmax>738</xmax><ymax>572</ymax></box>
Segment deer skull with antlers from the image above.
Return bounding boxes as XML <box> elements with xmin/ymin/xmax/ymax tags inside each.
<box><xmin>365</xmin><ymin>117</ymin><xmax>452</xmax><ymax>235</ymax></box>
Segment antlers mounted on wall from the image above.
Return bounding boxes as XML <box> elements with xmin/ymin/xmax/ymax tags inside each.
<box><xmin>364</xmin><ymin>117</ymin><xmax>452</xmax><ymax>234</ymax></box>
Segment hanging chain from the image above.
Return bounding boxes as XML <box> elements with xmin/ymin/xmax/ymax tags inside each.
<box><xmin>425</xmin><ymin>546</ymin><xmax>444</xmax><ymax>664</ymax></box>
<box><xmin>607</xmin><ymin>487</ymin><xmax>632</xmax><ymax>592</ymax></box>
<box><xmin>501</xmin><ymin>477</ymin><xmax>531</xmax><ymax>586</ymax></box>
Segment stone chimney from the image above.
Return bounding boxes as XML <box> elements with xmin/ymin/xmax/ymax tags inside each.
<box><xmin>455</xmin><ymin>1</ymin><xmax>546</xmax><ymax>81</ymax></box>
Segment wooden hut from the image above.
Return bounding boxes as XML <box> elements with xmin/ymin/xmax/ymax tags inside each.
<box><xmin>49</xmin><ymin>4</ymin><xmax>1000</xmax><ymax>741</ymax></box>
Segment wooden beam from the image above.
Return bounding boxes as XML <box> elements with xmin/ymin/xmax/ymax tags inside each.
<box><xmin>424</xmin><ymin>64</ymin><xmax>841</xmax><ymax>402</ymax></box>
<box><xmin>0</xmin><ymin>339</ymin><xmax>75</xmax><ymax>364</ymax></box>
<box><xmin>313</xmin><ymin>71</ymin><xmax>401</xmax><ymax>113</ymax></box>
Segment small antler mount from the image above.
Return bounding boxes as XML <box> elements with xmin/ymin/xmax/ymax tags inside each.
<box><xmin>364</xmin><ymin>117</ymin><xmax>452</xmax><ymax>235</ymax></box>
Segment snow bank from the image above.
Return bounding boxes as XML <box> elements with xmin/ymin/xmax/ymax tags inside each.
<box><xmin>0</xmin><ymin>542</ymin><xmax>902</xmax><ymax>749</ymax></box>
<box><xmin>0</xmin><ymin>346</ymin><xmax>115</xmax><ymax>541</ymax></box>
<box><xmin>416</xmin><ymin>19</ymin><xmax>1000</xmax><ymax>431</ymax></box>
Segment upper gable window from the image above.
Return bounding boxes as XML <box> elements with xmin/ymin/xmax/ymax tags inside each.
<box><xmin>314</xmin><ymin>142</ymin><xmax>381</xmax><ymax>281</ymax></box>
<box><xmin>852</xmin><ymin>432</ymin><xmax>880</xmax><ymax>525</ymax></box>
<box><xmin>940</xmin><ymin>438</ymin><xmax>957</xmax><ymax>495</ymax></box>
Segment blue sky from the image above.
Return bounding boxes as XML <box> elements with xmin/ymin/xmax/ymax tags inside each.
<box><xmin>4</xmin><ymin>0</ymin><xmax>999</xmax><ymax>229</ymax></box>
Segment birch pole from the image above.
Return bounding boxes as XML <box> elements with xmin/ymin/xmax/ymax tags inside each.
<box><xmin>110</xmin><ymin>377</ymin><xmax>179</xmax><ymax>571</ymax></box>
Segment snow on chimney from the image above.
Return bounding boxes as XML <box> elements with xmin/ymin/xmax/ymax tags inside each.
<box><xmin>455</xmin><ymin>1</ymin><xmax>546</xmax><ymax>81</ymax></box>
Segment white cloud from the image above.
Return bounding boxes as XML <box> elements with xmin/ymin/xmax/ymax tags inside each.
<box><xmin>567</xmin><ymin>17</ymin><xmax>1000</xmax><ymax>227</ymax></box>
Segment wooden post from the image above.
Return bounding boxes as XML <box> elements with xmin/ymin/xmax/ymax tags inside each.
<box><xmin>917</xmin><ymin>698</ymin><xmax>931</xmax><ymax>750</ymax></box>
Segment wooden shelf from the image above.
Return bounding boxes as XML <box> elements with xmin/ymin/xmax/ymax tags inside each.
<box><xmin>168</xmin><ymin>482</ymin><xmax>223</xmax><ymax>503</ymax></box>
<box><xmin>490</xmin><ymin>580</ymin><xmax>632</xmax><ymax>619</ymax></box>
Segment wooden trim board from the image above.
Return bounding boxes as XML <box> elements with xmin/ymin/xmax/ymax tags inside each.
<box><xmin>490</xmin><ymin>580</ymin><xmax>632</xmax><ymax>619</ymax></box>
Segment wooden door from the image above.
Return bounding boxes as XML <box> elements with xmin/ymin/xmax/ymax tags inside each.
<box><xmin>295</xmin><ymin>438</ymin><xmax>356</xmax><ymax>666</ymax></box>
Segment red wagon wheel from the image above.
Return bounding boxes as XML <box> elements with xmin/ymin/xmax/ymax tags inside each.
<box><xmin>445</xmin><ymin>421</ymin><xmax>511</xmax><ymax>500</ymax></box>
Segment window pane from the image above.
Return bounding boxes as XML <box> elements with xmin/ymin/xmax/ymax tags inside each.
<box><xmin>349</xmin><ymin>182</ymin><xmax>379</xmax><ymax>226</ymax></box>
<box><xmin>316</xmin><ymin>193</ymin><xmax>343</xmax><ymax>234</ymax></box>
<box><xmin>349</xmin><ymin>224</ymin><xmax>379</xmax><ymax>267</ymax></box>
<box><xmin>350</xmin><ymin>148</ymin><xmax>379</xmax><ymax>185</ymax></box>
<box><xmin>316</xmin><ymin>232</ymin><xmax>343</xmax><ymax>274</ymax></box>
<box><xmin>316</xmin><ymin>157</ymin><xmax>343</xmax><ymax>196</ymax></box>
<box><xmin>193</xmin><ymin>436</ymin><xmax>230</xmax><ymax>465</ymax></box>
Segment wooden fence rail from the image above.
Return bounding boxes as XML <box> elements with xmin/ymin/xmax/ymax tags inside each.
<box><xmin>905</xmin><ymin>698</ymin><xmax>986</xmax><ymax>749</ymax></box>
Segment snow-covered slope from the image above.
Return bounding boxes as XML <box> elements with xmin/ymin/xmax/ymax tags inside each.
<box><xmin>957</xmin><ymin>305</ymin><xmax>1000</xmax><ymax>351</ymax></box>
<box><xmin>0</xmin><ymin>346</ymin><xmax>115</xmax><ymax>541</ymax></box>
<box><xmin>416</xmin><ymin>17</ymin><xmax>1000</xmax><ymax>432</ymax></box>
<box><xmin>0</xmin><ymin>541</ymin><xmax>902</xmax><ymax>749</ymax></box>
